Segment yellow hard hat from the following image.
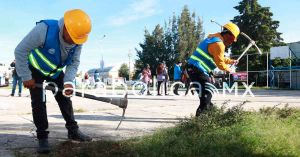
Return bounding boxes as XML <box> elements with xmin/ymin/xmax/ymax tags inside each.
<box><xmin>223</xmin><ymin>22</ymin><xmax>240</xmax><ymax>42</ymax></box>
<box><xmin>64</xmin><ymin>9</ymin><xmax>92</xmax><ymax>44</ymax></box>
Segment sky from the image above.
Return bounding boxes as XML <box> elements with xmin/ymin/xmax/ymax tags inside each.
<box><xmin>0</xmin><ymin>0</ymin><xmax>299</xmax><ymax>71</ymax></box>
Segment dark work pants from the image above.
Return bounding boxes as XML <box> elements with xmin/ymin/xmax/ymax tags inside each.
<box><xmin>11</xmin><ymin>74</ymin><xmax>22</xmax><ymax>95</ymax></box>
<box><xmin>173</xmin><ymin>79</ymin><xmax>181</xmax><ymax>94</ymax></box>
<box><xmin>184</xmin><ymin>78</ymin><xmax>193</xmax><ymax>95</ymax></box>
<box><xmin>157</xmin><ymin>81</ymin><xmax>167</xmax><ymax>95</ymax></box>
<box><xmin>29</xmin><ymin>66</ymin><xmax>78</xmax><ymax>139</ymax></box>
<box><xmin>187</xmin><ymin>65</ymin><xmax>212</xmax><ymax>114</ymax></box>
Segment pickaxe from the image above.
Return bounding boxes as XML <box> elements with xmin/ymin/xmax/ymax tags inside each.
<box><xmin>236</xmin><ymin>32</ymin><xmax>263</xmax><ymax>63</ymax></box>
<box><xmin>210</xmin><ymin>20</ymin><xmax>263</xmax><ymax>66</ymax></box>
<box><xmin>35</xmin><ymin>82</ymin><xmax>128</xmax><ymax>130</ymax></box>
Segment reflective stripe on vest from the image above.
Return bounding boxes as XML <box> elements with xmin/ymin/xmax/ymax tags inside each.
<box><xmin>188</xmin><ymin>36</ymin><xmax>222</xmax><ymax>74</ymax></box>
<box><xmin>190</xmin><ymin>55</ymin><xmax>212</xmax><ymax>72</ymax></box>
<box><xmin>29</xmin><ymin>51</ymin><xmax>64</xmax><ymax>77</ymax></box>
<box><xmin>196</xmin><ymin>47</ymin><xmax>216</xmax><ymax>67</ymax></box>
<box><xmin>34</xmin><ymin>48</ymin><xmax>57</xmax><ymax>70</ymax></box>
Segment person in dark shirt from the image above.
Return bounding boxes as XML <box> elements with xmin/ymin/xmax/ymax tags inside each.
<box><xmin>10</xmin><ymin>60</ymin><xmax>23</xmax><ymax>97</ymax></box>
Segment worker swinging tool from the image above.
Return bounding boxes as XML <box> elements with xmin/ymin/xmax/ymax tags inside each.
<box><xmin>210</xmin><ymin>20</ymin><xmax>263</xmax><ymax>85</ymax></box>
<box><xmin>187</xmin><ymin>20</ymin><xmax>263</xmax><ymax>117</ymax></box>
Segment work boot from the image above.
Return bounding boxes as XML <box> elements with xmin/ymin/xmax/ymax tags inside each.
<box><xmin>195</xmin><ymin>106</ymin><xmax>205</xmax><ymax>117</ymax></box>
<box><xmin>68</xmin><ymin>129</ymin><xmax>92</xmax><ymax>142</ymax></box>
<box><xmin>195</xmin><ymin>109</ymin><xmax>202</xmax><ymax>117</ymax></box>
<box><xmin>37</xmin><ymin>138</ymin><xmax>50</xmax><ymax>154</ymax></box>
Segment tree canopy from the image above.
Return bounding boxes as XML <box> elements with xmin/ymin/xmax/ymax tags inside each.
<box><xmin>135</xmin><ymin>5</ymin><xmax>204</xmax><ymax>79</ymax></box>
<box><xmin>231</xmin><ymin>0</ymin><xmax>285</xmax><ymax>71</ymax></box>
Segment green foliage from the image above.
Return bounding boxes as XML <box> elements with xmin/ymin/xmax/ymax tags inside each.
<box><xmin>260</xmin><ymin>104</ymin><xmax>298</xmax><ymax>119</ymax></box>
<box><xmin>272</xmin><ymin>57</ymin><xmax>291</xmax><ymax>67</ymax></box>
<box><xmin>177</xmin><ymin>6</ymin><xmax>205</xmax><ymax>61</ymax></box>
<box><xmin>118</xmin><ymin>63</ymin><xmax>129</xmax><ymax>80</ymax></box>
<box><xmin>231</xmin><ymin>0</ymin><xmax>285</xmax><ymax>73</ymax></box>
<box><xmin>231</xmin><ymin>0</ymin><xmax>284</xmax><ymax>55</ymax></box>
<box><xmin>135</xmin><ymin>5</ymin><xmax>204</xmax><ymax>79</ymax></box>
<box><xmin>135</xmin><ymin>25</ymin><xmax>168</xmax><ymax>78</ymax></box>
<box><xmin>50</xmin><ymin>105</ymin><xmax>300</xmax><ymax>157</ymax></box>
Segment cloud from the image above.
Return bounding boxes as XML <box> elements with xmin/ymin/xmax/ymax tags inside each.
<box><xmin>108</xmin><ymin>0</ymin><xmax>160</xmax><ymax>26</ymax></box>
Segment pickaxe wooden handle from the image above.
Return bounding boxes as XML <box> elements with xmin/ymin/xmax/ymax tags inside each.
<box><xmin>232</xmin><ymin>32</ymin><xmax>263</xmax><ymax>66</ymax></box>
<box><xmin>35</xmin><ymin>83</ymin><xmax>128</xmax><ymax>130</ymax></box>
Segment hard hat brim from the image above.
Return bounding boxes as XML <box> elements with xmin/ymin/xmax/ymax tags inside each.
<box><xmin>69</xmin><ymin>31</ymin><xmax>88</xmax><ymax>44</ymax></box>
<box><xmin>64</xmin><ymin>9</ymin><xmax>91</xmax><ymax>44</ymax></box>
<box><xmin>64</xmin><ymin>20</ymin><xmax>88</xmax><ymax>44</ymax></box>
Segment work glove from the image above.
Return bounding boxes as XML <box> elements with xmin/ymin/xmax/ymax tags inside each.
<box><xmin>209</xmin><ymin>76</ymin><xmax>215</xmax><ymax>84</ymax></box>
<box><xmin>232</xmin><ymin>60</ymin><xmax>239</xmax><ymax>66</ymax></box>
<box><xmin>229</xmin><ymin>66</ymin><xmax>236</xmax><ymax>74</ymax></box>
<box><xmin>208</xmin><ymin>72</ymin><xmax>215</xmax><ymax>84</ymax></box>
<box><xmin>23</xmin><ymin>79</ymin><xmax>36</xmax><ymax>89</ymax></box>
<box><xmin>63</xmin><ymin>82</ymin><xmax>74</xmax><ymax>97</ymax></box>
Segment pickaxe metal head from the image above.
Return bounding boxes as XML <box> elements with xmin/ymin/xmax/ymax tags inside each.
<box><xmin>234</xmin><ymin>32</ymin><xmax>263</xmax><ymax>64</ymax></box>
<box><xmin>240</xmin><ymin>32</ymin><xmax>263</xmax><ymax>55</ymax></box>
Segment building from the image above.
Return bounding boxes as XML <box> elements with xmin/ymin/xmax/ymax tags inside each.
<box><xmin>270</xmin><ymin>41</ymin><xmax>300</xmax><ymax>89</ymax></box>
<box><xmin>88</xmin><ymin>65</ymin><xmax>123</xmax><ymax>85</ymax></box>
<box><xmin>86</xmin><ymin>56</ymin><xmax>136</xmax><ymax>85</ymax></box>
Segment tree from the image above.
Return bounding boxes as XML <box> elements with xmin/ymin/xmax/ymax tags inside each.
<box><xmin>135</xmin><ymin>5</ymin><xmax>205</xmax><ymax>79</ymax></box>
<box><xmin>135</xmin><ymin>25</ymin><xmax>166</xmax><ymax>77</ymax></box>
<box><xmin>231</xmin><ymin>0</ymin><xmax>285</xmax><ymax>71</ymax></box>
<box><xmin>178</xmin><ymin>6</ymin><xmax>205</xmax><ymax>61</ymax></box>
<box><xmin>118</xmin><ymin>63</ymin><xmax>129</xmax><ymax>80</ymax></box>
<box><xmin>272</xmin><ymin>57</ymin><xmax>290</xmax><ymax>67</ymax></box>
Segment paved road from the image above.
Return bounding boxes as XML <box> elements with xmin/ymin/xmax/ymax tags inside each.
<box><xmin>0</xmin><ymin>88</ymin><xmax>299</xmax><ymax>156</ymax></box>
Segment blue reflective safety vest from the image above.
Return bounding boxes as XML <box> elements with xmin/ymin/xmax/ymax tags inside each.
<box><xmin>188</xmin><ymin>37</ymin><xmax>221</xmax><ymax>76</ymax></box>
<box><xmin>28</xmin><ymin>20</ymin><xmax>77</xmax><ymax>79</ymax></box>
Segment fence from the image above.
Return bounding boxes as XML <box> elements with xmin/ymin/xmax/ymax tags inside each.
<box><xmin>228</xmin><ymin>53</ymin><xmax>300</xmax><ymax>89</ymax></box>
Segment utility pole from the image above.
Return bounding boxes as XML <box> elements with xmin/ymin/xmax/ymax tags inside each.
<box><xmin>99</xmin><ymin>35</ymin><xmax>106</xmax><ymax>83</ymax></box>
<box><xmin>99</xmin><ymin>35</ymin><xmax>106</xmax><ymax>68</ymax></box>
<box><xmin>128</xmin><ymin>50</ymin><xmax>132</xmax><ymax>81</ymax></box>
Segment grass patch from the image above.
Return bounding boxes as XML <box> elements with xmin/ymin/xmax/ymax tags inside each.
<box><xmin>25</xmin><ymin>104</ymin><xmax>300</xmax><ymax>157</ymax></box>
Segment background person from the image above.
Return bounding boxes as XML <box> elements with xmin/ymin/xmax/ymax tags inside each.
<box><xmin>173</xmin><ymin>61</ymin><xmax>182</xmax><ymax>95</ymax></box>
<box><xmin>141</xmin><ymin>64</ymin><xmax>152</xmax><ymax>95</ymax></box>
<box><xmin>10</xmin><ymin>60</ymin><xmax>23</xmax><ymax>97</ymax></box>
<box><xmin>156</xmin><ymin>63</ymin><xmax>168</xmax><ymax>95</ymax></box>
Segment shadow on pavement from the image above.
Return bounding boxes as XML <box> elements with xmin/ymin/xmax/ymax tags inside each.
<box><xmin>49</xmin><ymin>114</ymin><xmax>184</xmax><ymax>123</ymax></box>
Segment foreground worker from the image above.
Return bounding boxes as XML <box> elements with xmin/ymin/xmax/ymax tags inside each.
<box><xmin>187</xmin><ymin>22</ymin><xmax>239</xmax><ymax>116</ymax></box>
<box><xmin>15</xmin><ymin>9</ymin><xmax>92</xmax><ymax>153</ymax></box>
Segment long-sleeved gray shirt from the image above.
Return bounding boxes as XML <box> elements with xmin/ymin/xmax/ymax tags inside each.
<box><xmin>14</xmin><ymin>18</ymin><xmax>82</xmax><ymax>83</ymax></box>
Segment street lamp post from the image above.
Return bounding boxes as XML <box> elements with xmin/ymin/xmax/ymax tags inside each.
<box><xmin>99</xmin><ymin>35</ymin><xmax>106</xmax><ymax>83</ymax></box>
<box><xmin>128</xmin><ymin>50</ymin><xmax>132</xmax><ymax>81</ymax></box>
<box><xmin>99</xmin><ymin>35</ymin><xmax>106</xmax><ymax>68</ymax></box>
